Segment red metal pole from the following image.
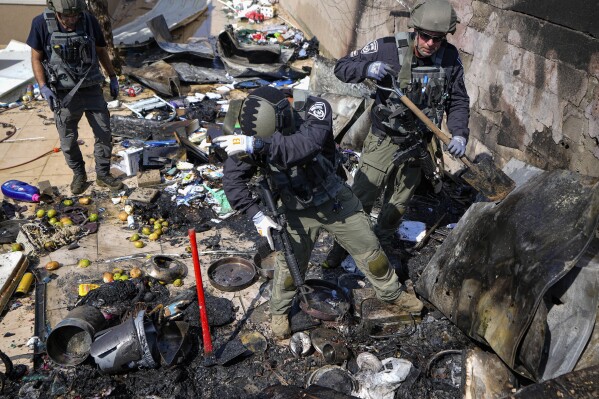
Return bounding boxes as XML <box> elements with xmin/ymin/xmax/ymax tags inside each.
<box><xmin>188</xmin><ymin>228</ymin><xmax>213</xmax><ymax>354</ymax></box>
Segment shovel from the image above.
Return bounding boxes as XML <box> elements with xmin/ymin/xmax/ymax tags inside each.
<box><xmin>378</xmin><ymin>77</ymin><xmax>515</xmax><ymax>202</ymax></box>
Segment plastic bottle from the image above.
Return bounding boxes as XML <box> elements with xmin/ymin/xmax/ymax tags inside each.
<box><xmin>1</xmin><ymin>180</ymin><xmax>40</xmax><ymax>202</ymax></box>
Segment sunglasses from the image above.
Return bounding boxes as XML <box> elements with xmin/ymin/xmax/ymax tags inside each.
<box><xmin>57</xmin><ymin>12</ymin><xmax>81</xmax><ymax>20</ymax></box>
<box><xmin>418</xmin><ymin>30</ymin><xmax>446</xmax><ymax>44</ymax></box>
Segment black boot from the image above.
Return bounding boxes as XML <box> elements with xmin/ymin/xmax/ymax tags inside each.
<box><xmin>96</xmin><ymin>174</ymin><xmax>123</xmax><ymax>190</ymax></box>
<box><xmin>70</xmin><ymin>172</ymin><xmax>87</xmax><ymax>195</ymax></box>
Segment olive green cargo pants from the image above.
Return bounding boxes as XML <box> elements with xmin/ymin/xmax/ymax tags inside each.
<box><xmin>270</xmin><ymin>185</ymin><xmax>401</xmax><ymax>316</ymax></box>
<box><xmin>352</xmin><ymin>130</ymin><xmax>422</xmax><ymax>247</ymax></box>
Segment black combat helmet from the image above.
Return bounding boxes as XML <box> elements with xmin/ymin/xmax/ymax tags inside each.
<box><xmin>408</xmin><ymin>0</ymin><xmax>459</xmax><ymax>34</ymax></box>
<box><xmin>240</xmin><ymin>86</ymin><xmax>295</xmax><ymax>137</ymax></box>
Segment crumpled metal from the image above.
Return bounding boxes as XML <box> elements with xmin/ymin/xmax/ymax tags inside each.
<box><xmin>416</xmin><ymin>170</ymin><xmax>599</xmax><ymax>380</ymax></box>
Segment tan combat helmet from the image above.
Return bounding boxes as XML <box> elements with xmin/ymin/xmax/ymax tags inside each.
<box><xmin>47</xmin><ymin>0</ymin><xmax>87</xmax><ymax>14</ymax></box>
<box><xmin>408</xmin><ymin>0</ymin><xmax>459</xmax><ymax>34</ymax></box>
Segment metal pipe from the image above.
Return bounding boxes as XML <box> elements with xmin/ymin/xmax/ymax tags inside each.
<box><xmin>188</xmin><ymin>228</ymin><xmax>213</xmax><ymax>354</ymax></box>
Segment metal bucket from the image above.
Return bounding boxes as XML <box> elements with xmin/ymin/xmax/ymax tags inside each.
<box><xmin>46</xmin><ymin>305</ymin><xmax>106</xmax><ymax>366</ymax></box>
<box><xmin>90</xmin><ymin>310</ymin><xmax>158</xmax><ymax>373</ymax></box>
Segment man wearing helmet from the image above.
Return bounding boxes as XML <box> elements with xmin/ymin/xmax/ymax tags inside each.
<box><xmin>328</xmin><ymin>0</ymin><xmax>470</xmax><ymax>268</ymax></box>
<box><xmin>27</xmin><ymin>0</ymin><xmax>123</xmax><ymax>194</ymax></box>
<box><xmin>214</xmin><ymin>86</ymin><xmax>423</xmax><ymax>339</ymax></box>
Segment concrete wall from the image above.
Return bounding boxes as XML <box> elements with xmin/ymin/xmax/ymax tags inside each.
<box><xmin>0</xmin><ymin>0</ymin><xmax>120</xmax><ymax>46</ymax></box>
<box><xmin>280</xmin><ymin>0</ymin><xmax>599</xmax><ymax>177</ymax></box>
<box><xmin>0</xmin><ymin>4</ymin><xmax>45</xmax><ymax>45</ymax></box>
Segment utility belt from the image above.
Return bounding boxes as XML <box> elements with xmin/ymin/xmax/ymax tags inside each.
<box><xmin>371</xmin><ymin>124</ymin><xmax>420</xmax><ymax>147</ymax></box>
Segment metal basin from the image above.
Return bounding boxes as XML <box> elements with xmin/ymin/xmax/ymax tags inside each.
<box><xmin>207</xmin><ymin>256</ymin><xmax>257</xmax><ymax>292</ymax></box>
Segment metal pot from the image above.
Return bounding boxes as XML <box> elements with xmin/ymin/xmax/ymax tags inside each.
<box><xmin>253</xmin><ymin>251</ymin><xmax>275</xmax><ymax>279</ymax></box>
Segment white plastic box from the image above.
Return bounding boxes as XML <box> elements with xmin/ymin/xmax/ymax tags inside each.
<box><xmin>115</xmin><ymin>147</ymin><xmax>143</xmax><ymax>176</ymax></box>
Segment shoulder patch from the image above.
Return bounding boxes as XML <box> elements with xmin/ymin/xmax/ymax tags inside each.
<box><xmin>361</xmin><ymin>40</ymin><xmax>378</xmax><ymax>54</ymax></box>
<box><xmin>308</xmin><ymin>102</ymin><xmax>327</xmax><ymax>120</ymax></box>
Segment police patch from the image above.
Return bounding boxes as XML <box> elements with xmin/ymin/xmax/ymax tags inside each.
<box><xmin>361</xmin><ymin>40</ymin><xmax>378</xmax><ymax>54</ymax></box>
<box><xmin>308</xmin><ymin>102</ymin><xmax>327</xmax><ymax>120</ymax></box>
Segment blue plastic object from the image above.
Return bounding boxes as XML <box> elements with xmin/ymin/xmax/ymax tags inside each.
<box><xmin>1</xmin><ymin>180</ymin><xmax>40</xmax><ymax>202</ymax></box>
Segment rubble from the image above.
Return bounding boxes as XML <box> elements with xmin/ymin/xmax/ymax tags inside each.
<box><xmin>0</xmin><ymin>2</ymin><xmax>598</xmax><ymax>399</ymax></box>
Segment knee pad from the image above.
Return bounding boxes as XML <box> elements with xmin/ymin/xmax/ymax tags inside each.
<box><xmin>283</xmin><ymin>276</ymin><xmax>296</xmax><ymax>291</ymax></box>
<box><xmin>367</xmin><ymin>251</ymin><xmax>390</xmax><ymax>278</ymax></box>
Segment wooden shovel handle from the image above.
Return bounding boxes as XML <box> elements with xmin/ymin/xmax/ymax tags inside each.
<box><xmin>397</xmin><ymin>92</ymin><xmax>476</xmax><ymax>170</ymax></box>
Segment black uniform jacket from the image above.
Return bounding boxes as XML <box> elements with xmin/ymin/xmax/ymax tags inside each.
<box><xmin>334</xmin><ymin>33</ymin><xmax>470</xmax><ymax>140</ymax></box>
<box><xmin>222</xmin><ymin>96</ymin><xmax>336</xmax><ymax>219</ymax></box>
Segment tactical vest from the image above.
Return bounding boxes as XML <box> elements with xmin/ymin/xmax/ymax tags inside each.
<box><xmin>374</xmin><ymin>32</ymin><xmax>449</xmax><ymax>137</ymax></box>
<box><xmin>268</xmin><ymin>95</ymin><xmax>345</xmax><ymax>211</ymax></box>
<box><xmin>43</xmin><ymin>9</ymin><xmax>104</xmax><ymax>90</ymax></box>
<box><xmin>269</xmin><ymin>153</ymin><xmax>344</xmax><ymax>211</ymax></box>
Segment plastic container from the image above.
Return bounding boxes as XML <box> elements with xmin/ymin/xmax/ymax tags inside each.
<box><xmin>1</xmin><ymin>180</ymin><xmax>40</xmax><ymax>202</ymax></box>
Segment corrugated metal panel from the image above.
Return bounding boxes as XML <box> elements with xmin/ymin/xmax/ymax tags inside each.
<box><xmin>113</xmin><ymin>0</ymin><xmax>208</xmax><ymax>48</ymax></box>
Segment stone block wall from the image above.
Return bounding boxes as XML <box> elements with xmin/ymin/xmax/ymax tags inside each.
<box><xmin>280</xmin><ymin>0</ymin><xmax>599</xmax><ymax>176</ymax></box>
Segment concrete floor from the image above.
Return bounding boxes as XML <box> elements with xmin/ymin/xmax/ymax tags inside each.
<box><xmin>0</xmin><ymin>97</ymin><xmax>269</xmax><ymax>370</ymax></box>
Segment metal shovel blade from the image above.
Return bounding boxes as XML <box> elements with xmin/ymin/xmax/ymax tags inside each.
<box><xmin>460</xmin><ymin>156</ymin><xmax>516</xmax><ymax>202</ymax></box>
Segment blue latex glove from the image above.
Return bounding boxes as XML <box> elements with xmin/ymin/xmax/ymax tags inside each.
<box><xmin>447</xmin><ymin>136</ymin><xmax>467</xmax><ymax>157</ymax></box>
<box><xmin>366</xmin><ymin>61</ymin><xmax>395</xmax><ymax>81</ymax></box>
<box><xmin>213</xmin><ymin>134</ymin><xmax>254</xmax><ymax>157</ymax></box>
<box><xmin>109</xmin><ymin>76</ymin><xmax>119</xmax><ymax>98</ymax></box>
<box><xmin>40</xmin><ymin>84</ymin><xmax>57</xmax><ymax>111</ymax></box>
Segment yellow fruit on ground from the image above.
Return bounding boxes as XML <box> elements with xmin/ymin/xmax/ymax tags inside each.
<box><xmin>149</xmin><ymin>218</ymin><xmax>156</xmax><ymax>224</ymax></box>
<box><xmin>89</xmin><ymin>213</ymin><xmax>98</xmax><ymax>222</ymax></box>
<box><xmin>103</xmin><ymin>272</ymin><xmax>114</xmax><ymax>283</ymax></box>
<box><xmin>78</xmin><ymin>258</ymin><xmax>91</xmax><ymax>268</ymax></box>
<box><xmin>161</xmin><ymin>221</ymin><xmax>169</xmax><ymax>227</ymax></box>
<box><xmin>47</xmin><ymin>209</ymin><xmax>57</xmax><ymax>218</ymax></box>
<box><xmin>11</xmin><ymin>243</ymin><xmax>23</xmax><ymax>251</ymax></box>
<box><xmin>141</xmin><ymin>226</ymin><xmax>151</xmax><ymax>235</ymax></box>
<box><xmin>63</xmin><ymin>199</ymin><xmax>74</xmax><ymax>206</ymax></box>
<box><xmin>148</xmin><ymin>233</ymin><xmax>159</xmax><ymax>241</ymax></box>
<box><xmin>78</xmin><ymin>197</ymin><xmax>91</xmax><ymax>205</ymax></box>
<box><xmin>113</xmin><ymin>273</ymin><xmax>122</xmax><ymax>280</ymax></box>
<box><xmin>119</xmin><ymin>275</ymin><xmax>129</xmax><ymax>281</ymax></box>
<box><xmin>113</xmin><ymin>267</ymin><xmax>124</xmax><ymax>274</ymax></box>
<box><xmin>53</xmin><ymin>222</ymin><xmax>63</xmax><ymax>227</ymax></box>
<box><xmin>129</xmin><ymin>267</ymin><xmax>142</xmax><ymax>278</ymax></box>
<box><xmin>36</xmin><ymin>209</ymin><xmax>45</xmax><ymax>218</ymax></box>
<box><xmin>45</xmin><ymin>261</ymin><xmax>60</xmax><ymax>270</ymax></box>
<box><xmin>44</xmin><ymin>241</ymin><xmax>56</xmax><ymax>251</ymax></box>
<box><xmin>173</xmin><ymin>278</ymin><xmax>183</xmax><ymax>287</ymax></box>
<box><xmin>153</xmin><ymin>228</ymin><xmax>162</xmax><ymax>236</ymax></box>
<box><xmin>118</xmin><ymin>211</ymin><xmax>129</xmax><ymax>222</ymax></box>
<box><xmin>134</xmin><ymin>241</ymin><xmax>145</xmax><ymax>248</ymax></box>
<box><xmin>130</xmin><ymin>233</ymin><xmax>140</xmax><ymax>241</ymax></box>
<box><xmin>48</xmin><ymin>217</ymin><xmax>58</xmax><ymax>225</ymax></box>
<box><xmin>60</xmin><ymin>217</ymin><xmax>73</xmax><ymax>226</ymax></box>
